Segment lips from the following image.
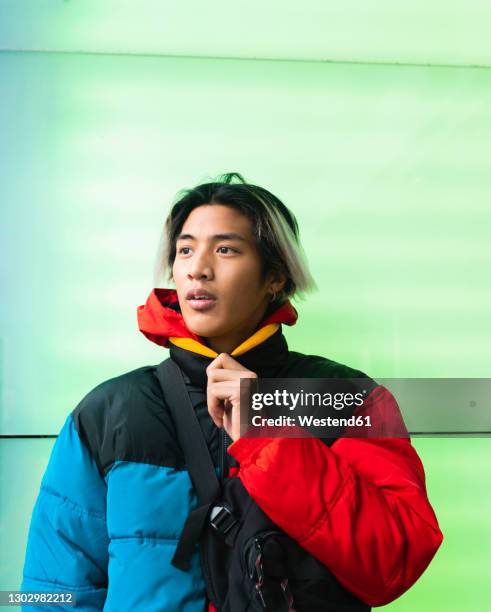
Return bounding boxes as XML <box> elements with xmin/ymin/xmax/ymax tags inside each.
<box><xmin>185</xmin><ymin>287</ymin><xmax>218</xmax><ymax>312</ymax></box>
<box><xmin>185</xmin><ymin>288</ymin><xmax>217</xmax><ymax>300</ymax></box>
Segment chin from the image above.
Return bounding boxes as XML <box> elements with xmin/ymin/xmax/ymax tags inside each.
<box><xmin>183</xmin><ymin>316</ymin><xmax>220</xmax><ymax>339</ymax></box>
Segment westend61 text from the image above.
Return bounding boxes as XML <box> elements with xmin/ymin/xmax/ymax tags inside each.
<box><xmin>251</xmin><ymin>414</ymin><xmax>372</xmax><ymax>427</ymax></box>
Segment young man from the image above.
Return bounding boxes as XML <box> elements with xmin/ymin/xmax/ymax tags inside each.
<box><xmin>20</xmin><ymin>173</ymin><xmax>443</xmax><ymax>610</ymax></box>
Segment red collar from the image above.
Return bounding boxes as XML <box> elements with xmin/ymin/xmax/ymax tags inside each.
<box><xmin>137</xmin><ymin>288</ymin><xmax>298</xmax><ymax>349</ymax></box>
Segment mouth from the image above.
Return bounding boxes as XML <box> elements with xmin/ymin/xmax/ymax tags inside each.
<box><xmin>186</xmin><ymin>289</ymin><xmax>218</xmax><ymax>312</ymax></box>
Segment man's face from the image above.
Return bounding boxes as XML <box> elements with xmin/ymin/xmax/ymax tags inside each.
<box><xmin>172</xmin><ymin>204</ymin><xmax>275</xmax><ymax>351</ymax></box>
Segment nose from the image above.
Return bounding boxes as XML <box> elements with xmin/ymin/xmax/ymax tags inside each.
<box><xmin>186</xmin><ymin>248</ymin><xmax>214</xmax><ymax>280</ymax></box>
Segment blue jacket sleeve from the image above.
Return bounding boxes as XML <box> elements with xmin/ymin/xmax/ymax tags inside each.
<box><xmin>20</xmin><ymin>412</ymin><xmax>109</xmax><ymax>611</ymax></box>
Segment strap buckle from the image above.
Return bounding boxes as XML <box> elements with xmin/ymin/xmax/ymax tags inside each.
<box><xmin>253</xmin><ymin>539</ymin><xmax>266</xmax><ymax>608</ymax></box>
<box><xmin>209</xmin><ymin>504</ymin><xmax>239</xmax><ymax>536</ymax></box>
<box><xmin>280</xmin><ymin>577</ymin><xmax>295</xmax><ymax>611</ymax></box>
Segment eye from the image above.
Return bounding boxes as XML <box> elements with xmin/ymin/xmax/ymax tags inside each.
<box><xmin>177</xmin><ymin>245</ymin><xmax>238</xmax><ymax>255</ymax></box>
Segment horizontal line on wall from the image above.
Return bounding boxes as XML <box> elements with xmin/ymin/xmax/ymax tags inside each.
<box><xmin>0</xmin><ymin>434</ymin><xmax>57</xmax><ymax>438</ymax></box>
<box><xmin>0</xmin><ymin>48</ymin><xmax>490</xmax><ymax>71</ymax></box>
<box><xmin>410</xmin><ymin>431</ymin><xmax>491</xmax><ymax>436</ymax></box>
<box><xmin>1</xmin><ymin>432</ymin><xmax>491</xmax><ymax>439</ymax></box>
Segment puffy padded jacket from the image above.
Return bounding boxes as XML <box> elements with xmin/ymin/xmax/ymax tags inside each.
<box><xmin>20</xmin><ymin>288</ymin><xmax>444</xmax><ymax>611</ymax></box>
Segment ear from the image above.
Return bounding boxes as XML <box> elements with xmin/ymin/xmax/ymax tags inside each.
<box><xmin>271</xmin><ymin>272</ymin><xmax>287</xmax><ymax>294</ymax></box>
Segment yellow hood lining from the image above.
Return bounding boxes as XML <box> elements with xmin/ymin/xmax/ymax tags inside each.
<box><xmin>169</xmin><ymin>323</ymin><xmax>280</xmax><ymax>359</ymax></box>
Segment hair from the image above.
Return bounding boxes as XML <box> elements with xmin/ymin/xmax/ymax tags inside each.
<box><xmin>153</xmin><ymin>172</ymin><xmax>318</xmax><ymax>309</ymax></box>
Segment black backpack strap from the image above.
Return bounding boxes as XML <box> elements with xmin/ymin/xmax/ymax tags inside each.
<box><xmin>155</xmin><ymin>357</ymin><xmax>220</xmax><ymax>504</ymax></box>
<box><xmin>154</xmin><ymin>357</ymin><xmax>223</xmax><ymax>571</ymax></box>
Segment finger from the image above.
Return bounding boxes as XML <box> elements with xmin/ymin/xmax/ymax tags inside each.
<box><xmin>208</xmin><ymin>368</ymin><xmax>257</xmax><ymax>382</ymax></box>
<box><xmin>207</xmin><ymin>381</ymin><xmax>239</xmax><ymax>427</ymax></box>
<box><xmin>207</xmin><ymin>400</ymin><xmax>224</xmax><ymax>428</ymax></box>
<box><xmin>207</xmin><ymin>381</ymin><xmax>227</xmax><ymax>427</ymax></box>
<box><xmin>208</xmin><ymin>381</ymin><xmax>236</xmax><ymax>402</ymax></box>
<box><xmin>207</xmin><ymin>352</ymin><xmax>245</xmax><ymax>373</ymax></box>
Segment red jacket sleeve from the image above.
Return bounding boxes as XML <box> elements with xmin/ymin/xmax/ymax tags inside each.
<box><xmin>226</xmin><ymin>385</ymin><xmax>444</xmax><ymax>607</ymax></box>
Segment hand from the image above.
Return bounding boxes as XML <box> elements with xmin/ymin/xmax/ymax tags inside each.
<box><xmin>206</xmin><ymin>353</ymin><xmax>258</xmax><ymax>442</ymax></box>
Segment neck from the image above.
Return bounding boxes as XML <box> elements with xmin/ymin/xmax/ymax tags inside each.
<box><xmin>202</xmin><ymin>301</ymin><xmax>271</xmax><ymax>355</ymax></box>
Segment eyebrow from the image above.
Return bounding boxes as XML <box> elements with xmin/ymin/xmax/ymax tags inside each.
<box><xmin>176</xmin><ymin>232</ymin><xmax>248</xmax><ymax>243</ymax></box>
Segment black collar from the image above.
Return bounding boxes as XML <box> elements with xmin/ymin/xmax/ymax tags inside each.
<box><xmin>169</xmin><ymin>326</ymin><xmax>291</xmax><ymax>389</ymax></box>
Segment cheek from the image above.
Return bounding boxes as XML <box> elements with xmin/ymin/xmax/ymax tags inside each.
<box><xmin>172</xmin><ymin>262</ymin><xmax>186</xmax><ymax>286</ymax></box>
<box><xmin>222</xmin><ymin>260</ymin><xmax>264</xmax><ymax>292</ymax></box>
<box><xmin>220</xmin><ymin>277</ymin><xmax>265</xmax><ymax>314</ymax></box>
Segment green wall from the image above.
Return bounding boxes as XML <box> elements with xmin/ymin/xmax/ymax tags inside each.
<box><xmin>1</xmin><ymin>2</ymin><xmax>490</xmax><ymax>610</ymax></box>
